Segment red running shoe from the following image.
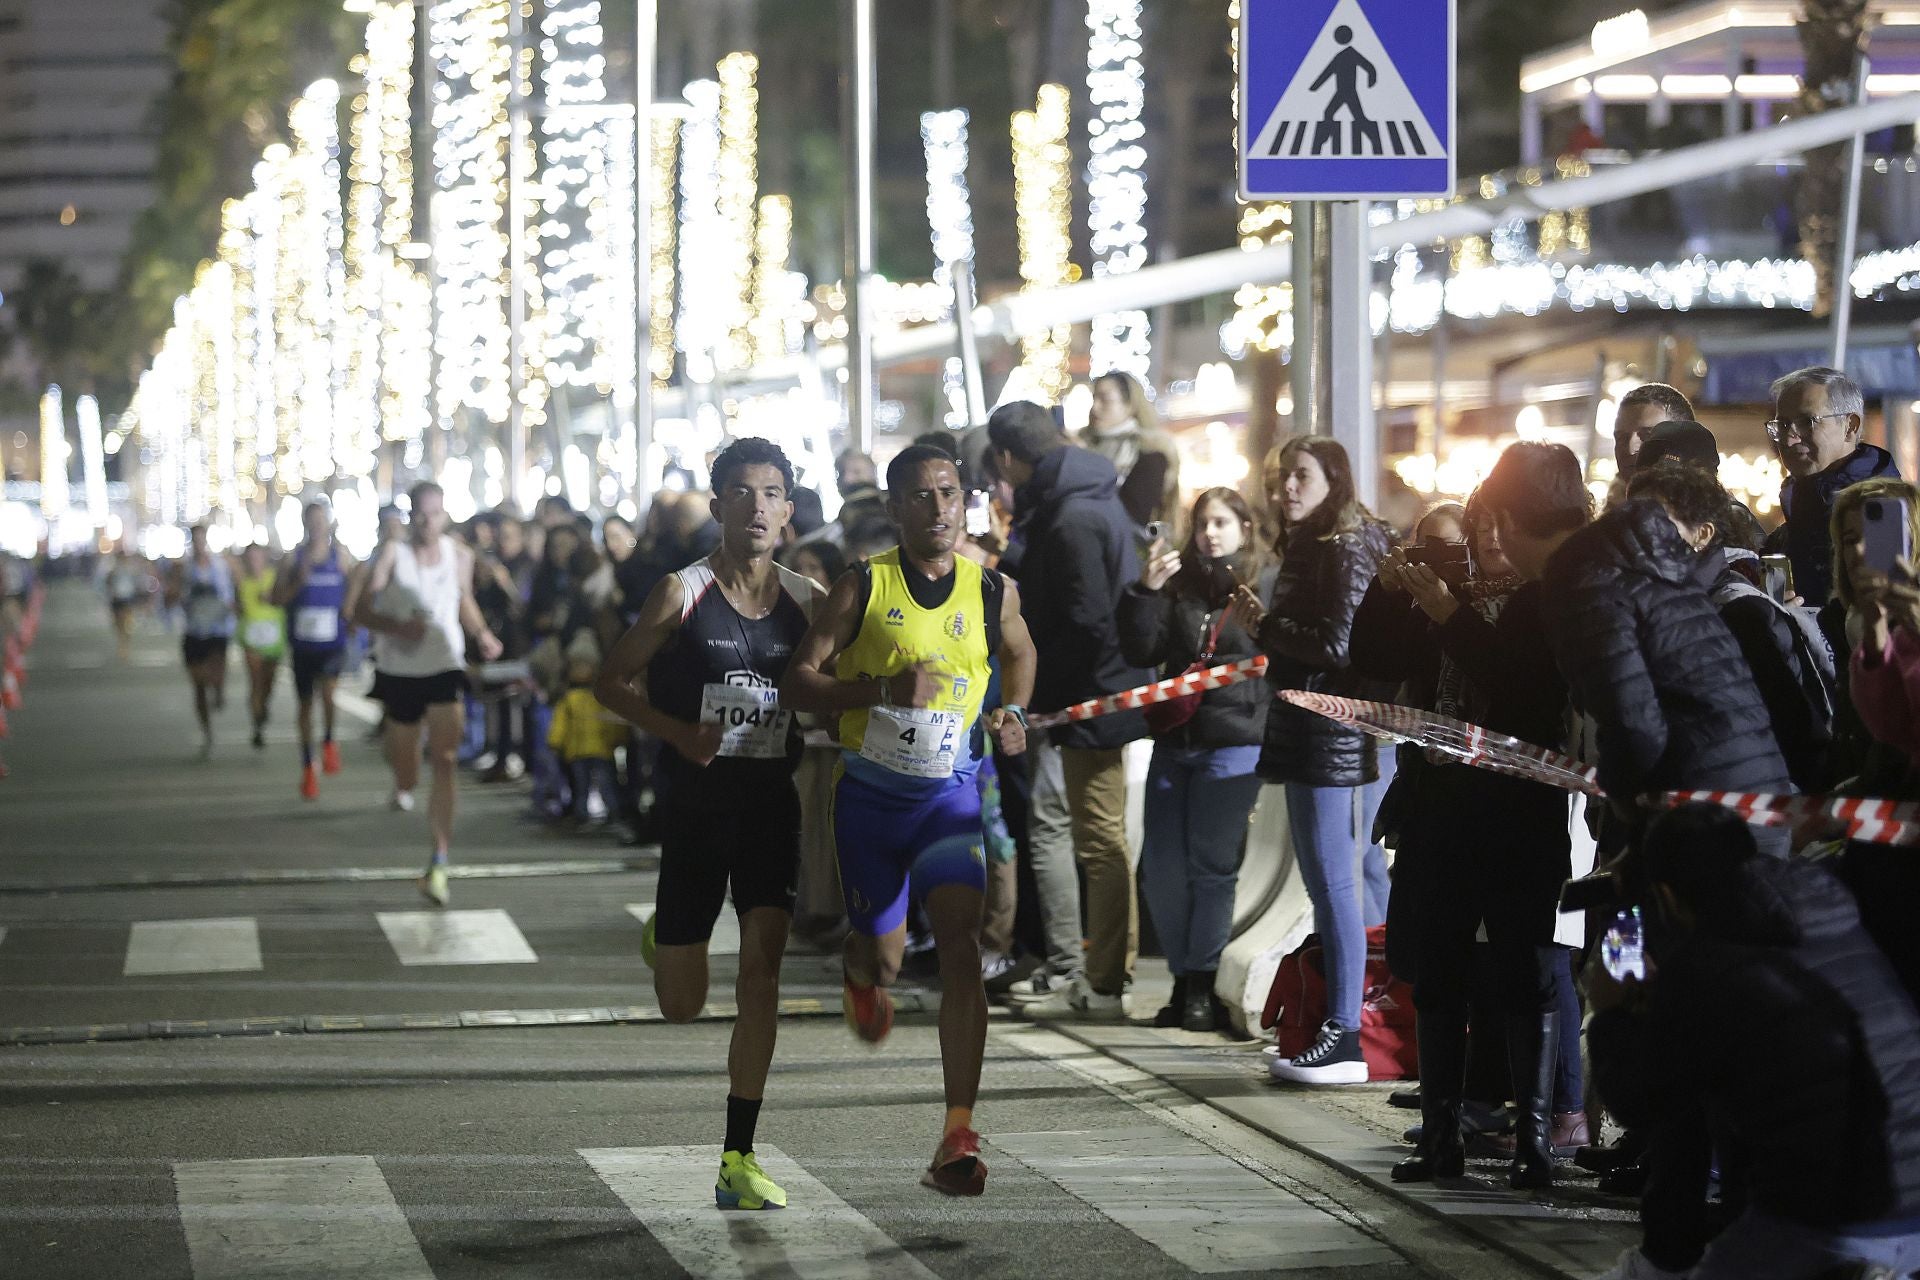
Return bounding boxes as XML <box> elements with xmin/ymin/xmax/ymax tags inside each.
<box><xmin>921</xmin><ymin>1127</ymin><xmax>987</xmax><ymax>1196</ymax></box>
<box><xmin>842</xmin><ymin>979</ymin><xmax>894</xmax><ymax>1046</ymax></box>
<box><xmin>321</xmin><ymin>741</ymin><xmax>342</xmax><ymax>775</ymax></box>
<box><xmin>300</xmin><ymin>764</ymin><xmax>319</xmax><ymax>801</ymax></box>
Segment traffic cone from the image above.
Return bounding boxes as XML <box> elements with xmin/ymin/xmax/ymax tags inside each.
<box><xmin>2</xmin><ymin>669</ymin><xmax>20</xmax><ymax>710</ymax></box>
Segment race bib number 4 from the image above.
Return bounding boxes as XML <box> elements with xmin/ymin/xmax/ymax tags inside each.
<box><xmin>293</xmin><ymin>607</ymin><xmax>340</xmax><ymax>644</ymax></box>
<box><xmin>700</xmin><ymin>683</ymin><xmax>791</xmax><ymax>759</ymax></box>
<box><xmin>861</xmin><ymin>705</ymin><xmax>963</xmax><ymax>779</ymax></box>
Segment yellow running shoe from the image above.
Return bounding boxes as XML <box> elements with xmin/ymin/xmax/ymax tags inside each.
<box><xmin>417</xmin><ymin>864</ymin><xmax>450</xmax><ymax>907</ymax></box>
<box><xmin>640</xmin><ymin>911</ymin><xmax>658</xmax><ymax>969</ymax></box>
<box><xmin>715</xmin><ymin>1149</ymin><xmax>787</xmax><ymax>1210</ymax></box>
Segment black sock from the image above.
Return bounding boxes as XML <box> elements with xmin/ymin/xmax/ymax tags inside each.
<box><xmin>724</xmin><ymin>1094</ymin><xmax>761</xmax><ymax>1156</ymax></box>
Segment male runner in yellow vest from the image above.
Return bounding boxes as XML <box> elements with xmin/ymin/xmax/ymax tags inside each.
<box><xmin>782</xmin><ymin>443</ymin><xmax>1036</xmax><ymax>1196</ymax></box>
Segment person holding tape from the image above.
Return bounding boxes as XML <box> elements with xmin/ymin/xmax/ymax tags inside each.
<box><xmin>594</xmin><ymin>438</ymin><xmax>824</xmax><ymax>1213</ymax></box>
<box><xmin>781</xmin><ymin>443</ymin><xmax>1037</xmax><ymax>1198</ymax></box>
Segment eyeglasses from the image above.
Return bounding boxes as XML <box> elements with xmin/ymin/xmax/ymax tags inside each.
<box><xmin>1765</xmin><ymin>411</ymin><xmax>1850</xmax><ymax>443</ymax></box>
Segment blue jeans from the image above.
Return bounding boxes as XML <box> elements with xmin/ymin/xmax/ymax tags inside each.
<box><xmin>568</xmin><ymin>757</ymin><xmax>616</xmax><ymax>821</ymax></box>
<box><xmin>1286</xmin><ymin>782</ymin><xmax>1370</xmax><ymax>1030</ymax></box>
<box><xmin>1360</xmin><ymin>755</ymin><xmax>1395</xmax><ymax>927</ymax></box>
<box><xmin>1141</xmin><ymin>745</ymin><xmax>1264</xmax><ymax>976</ymax></box>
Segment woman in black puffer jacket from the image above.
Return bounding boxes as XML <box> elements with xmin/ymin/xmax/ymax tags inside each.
<box><xmin>1119</xmin><ymin>487</ymin><xmax>1275</xmax><ymax>1033</ymax></box>
<box><xmin>1230</xmin><ymin>436</ymin><xmax>1395</xmax><ymax>1086</ymax></box>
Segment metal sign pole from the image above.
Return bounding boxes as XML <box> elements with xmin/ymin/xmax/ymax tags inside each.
<box><xmin>1327</xmin><ymin>200</ymin><xmax>1376</xmax><ymax>507</ymax></box>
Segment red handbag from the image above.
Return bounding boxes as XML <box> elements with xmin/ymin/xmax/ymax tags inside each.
<box><xmin>1142</xmin><ymin>609</ymin><xmax>1230</xmax><ymax>736</ymax></box>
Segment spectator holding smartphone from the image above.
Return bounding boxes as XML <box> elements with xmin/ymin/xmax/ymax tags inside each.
<box><xmin>1765</xmin><ymin>367</ymin><xmax>1900</xmax><ymax>607</ymax></box>
<box><xmin>1118</xmin><ymin>487</ymin><xmax>1273</xmax><ymax>1033</ymax></box>
<box><xmin>1585</xmin><ymin>804</ymin><xmax>1920</xmax><ymax>1280</ymax></box>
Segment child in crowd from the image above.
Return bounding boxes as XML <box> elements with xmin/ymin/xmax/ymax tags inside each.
<box><xmin>547</xmin><ymin>654</ymin><xmax>625</xmax><ymax>825</ymax></box>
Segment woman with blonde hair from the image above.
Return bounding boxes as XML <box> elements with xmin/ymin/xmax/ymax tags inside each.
<box><xmin>1230</xmin><ymin>436</ymin><xmax>1395</xmax><ymax>1084</ymax></box>
<box><xmin>1081</xmin><ymin>370</ymin><xmax>1182</xmax><ymax>530</ymax></box>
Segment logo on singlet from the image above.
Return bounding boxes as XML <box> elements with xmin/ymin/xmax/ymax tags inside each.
<box><xmin>944</xmin><ymin>611</ymin><xmax>967</xmax><ymax>639</ymax></box>
<box><xmin>885</xmin><ymin>607</ymin><xmax>905</xmax><ymax>625</ymax></box>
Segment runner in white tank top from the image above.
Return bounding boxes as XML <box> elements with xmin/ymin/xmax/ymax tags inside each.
<box><xmin>355</xmin><ymin>482</ymin><xmax>503</xmax><ymax>906</ymax></box>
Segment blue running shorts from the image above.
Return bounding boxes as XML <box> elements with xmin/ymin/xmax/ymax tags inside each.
<box><xmin>831</xmin><ymin>764</ymin><xmax>987</xmax><ymax>937</ymax></box>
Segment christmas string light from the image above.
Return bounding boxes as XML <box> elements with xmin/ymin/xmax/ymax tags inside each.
<box><xmin>920</xmin><ymin>108</ymin><xmax>974</xmax><ymax>293</ymax></box>
<box><xmin>1012</xmin><ymin>83</ymin><xmax>1074</xmax><ymax>403</ymax></box>
<box><xmin>677</xmin><ymin>78</ymin><xmax>724</xmax><ymax>384</ymax></box>
<box><xmin>429</xmin><ymin>0</ymin><xmax>513</xmax><ymax>426</ymax></box>
<box><xmin>1085</xmin><ymin>0</ymin><xmax>1151</xmax><ymax>382</ymax></box>
<box><xmin>750</xmin><ymin>194</ymin><xmax>805</xmax><ymax>363</ymax></box>
<box><xmin>649</xmin><ymin>113</ymin><xmax>679</xmax><ymax>388</ymax></box>
<box><xmin>38</xmin><ymin>385</ymin><xmax>67</xmax><ymax>518</ymax></box>
<box><xmin>536</xmin><ymin>0</ymin><xmax>613</xmax><ymax>392</ymax></box>
<box><xmin>715</xmin><ymin>52</ymin><xmax>759</xmax><ymax>372</ymax></box>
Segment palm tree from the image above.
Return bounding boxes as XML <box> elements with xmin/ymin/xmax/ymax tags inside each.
<box><xmin>1795</xmin><ymin>0</ymin><xmax>1871</xmax><ymax>318</ymax></box>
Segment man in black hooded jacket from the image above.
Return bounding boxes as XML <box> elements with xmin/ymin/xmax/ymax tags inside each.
<box><xmin>1586</xmin><ymin>804</ymin><xmax>1920</xmax><ymax>1279</ymax></box>
<box><xmin>988</xmin><ymin>401</ymin><xmax>1153</xmax><ymax>1018</ymax></box>
<box><xmin>1764</xmin><ymin>366</ymin><xmax>1901</xmax><ymax>606</ymax></box>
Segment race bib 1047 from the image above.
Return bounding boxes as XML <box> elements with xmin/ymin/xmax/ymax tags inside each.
<box><xmin>700</xmin><ymin>682</ymin><xmax>791</xmax><ymax>759</ymax></box>
<box><xmin>860</xmin><ymin>705</ymin><xmax>963</xmax><ymax>779</ymax></box>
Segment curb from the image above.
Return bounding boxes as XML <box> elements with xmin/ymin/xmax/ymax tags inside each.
<box><xmin>0</xmin><ymin>855</ymin><xmax>661</xmax><ymax>896</ymax></box>
<box><xmin>0</xmin><ymin>990</ymin><xmax>937</xmax><ymax>1048</ymax></box>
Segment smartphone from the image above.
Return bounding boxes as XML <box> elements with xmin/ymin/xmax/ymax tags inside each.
<box><xmin>1601</xmin><ymin>906</ymin><xmax>1646</xmax><ymax>982</ymax></box>
<box><xmin>1862</xmin><ymin>495</ymin><xmax>1914</xmax><ymax>582</ymax></box>
<box><xmin>965</xmin><ymin>490</ymin><xmax>991</xmax><ymax>539</ymax></box>
<box><xmin>1760</xmin><ymin>553</ymin><xmax>1795</xmax><ymax>603</ymax></box>
<box><xmin>1558</xmin><ymin>870</ymin><xmax>1623</xmax><ymax>914</ymax></box>
<box><xmin>1405</xmin><ymin>537</ymin><xmax>1472</xmax><ymax>589</ymax></box>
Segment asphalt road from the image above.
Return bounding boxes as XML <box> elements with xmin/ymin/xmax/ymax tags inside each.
<box><xmin>0</xmin><ymin>582</ymin><xmax>1631</xmax><ymax>1279</ymax></box>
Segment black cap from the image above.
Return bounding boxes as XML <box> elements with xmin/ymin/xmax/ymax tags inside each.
<box><xmin>1638</xmin><ymin>420</ymin><xmax>1721</xmax><ymax>472</ymax></box>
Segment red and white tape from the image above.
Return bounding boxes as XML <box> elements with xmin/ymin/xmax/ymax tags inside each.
<box><xmin>1656</xmin><ymin>790</ymin><xmax>1920</xmax><ymax>847</ymax></box>
<box><xmin>1026</xmin><ymin>655</ymin><xmax>1269</xmax><ymax>730</ymax></box>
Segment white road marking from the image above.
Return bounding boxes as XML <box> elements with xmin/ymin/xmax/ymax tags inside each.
<box><xmin>173</xmin><ymin>1155</ymin><xmax>434</xmax><ymax>1279</ymax></box>
<box><xmin>376</xmin><ymin>908</ymin><xmax>538</xmax><ymax>966</ymax></box>
<box><xmin>579</xmin><ymin>1144</ymin><xmax>938</xmax><ymax>1280</ymax></box>
<box><xmin>993</xmin><ymin>1125</ymin><xmax>1395</xmax><ymax>1271</ymax></box>
<box><xmin>626</xmin><ymin>902</ymin><xmax>740</xmax><ymax>956</ymax></box>
<box><xmin>123</xmin><ymin>918</ymin><xmax>263</xmax><ymax>977</ymax></box>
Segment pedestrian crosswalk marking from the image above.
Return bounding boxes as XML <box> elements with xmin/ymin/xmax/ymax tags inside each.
<box><xmin>994</xmin><ymin>1126</ymin><xmax>1399</xmax><ymax>1272</ymax></box>
<box><xmin>376</xmin><ymin>908</ymin><xmax>539</xmax><ymax>966</ymax></box>
<box><xmin>626</xmin><ymin>902</ymin><xmax>740</xmax><ymax>956</ymax></box>
<box><xmin>124</xmin><ymin>917</ymin><xmax>263</xmax><ymax>977</ymax></box>
<box><xmin>173</xmin><ymin>1155</ymin><xmax>435</xmax><ymax>1279</ymax></box>
<box><xmin>579</xmin><ymin>1144</ymin><xmax>941</xmax><ymax>1279</ymax></box>
<box><xmin>1247</xmin><ymin>0</ymin><xmax>1443</xmax><ymax>162</ymax></box>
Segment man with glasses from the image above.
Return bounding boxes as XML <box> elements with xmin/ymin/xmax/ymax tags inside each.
<box><xmin>1613</xmin><ymin>383</ymin><xmax>1697</xmax><ymax>482</ymax></box>
<box><xmin>1765</xmin><ymin>367</ymin><xmax>1899</xmax><ymax>605</ymax></box>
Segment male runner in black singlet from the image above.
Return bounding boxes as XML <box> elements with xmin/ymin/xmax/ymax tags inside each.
<box><xmin>595</xmin><ymin>438</ymin><xmax>822</xmax><ymax>1211</ymax></box>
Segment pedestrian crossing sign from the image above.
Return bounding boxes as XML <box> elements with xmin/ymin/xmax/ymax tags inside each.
<box><xmin>1239</xmin><ymin>0</ymin><xmax>1454</xmax><ymax>200</ymax></box>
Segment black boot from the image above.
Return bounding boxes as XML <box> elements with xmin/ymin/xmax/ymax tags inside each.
<box><xmin>1181</xmin><ymin>971</ymin><xmax>1219</xmax><ymax>1032</ymax></box>
<box><xmin>1505</xmin><ymin>1010</ymin><xmax>1560</xmax><ymax>1191</ymax></box>
<box><xmin>1393</xmin><ymin>1009</ymin><xmax>1467</xmax><ymax>1182</ymax></box>
<box><xmin>1153</xmin><ymin>975</ymin><xmax>1187</xmax><ymax>1028</ymax></box>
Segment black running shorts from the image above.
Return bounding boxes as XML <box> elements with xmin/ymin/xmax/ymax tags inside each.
<box><xmin>292</xmin><ymin>647</ymin><xmax>348</xmax><ymax>701</ymax></box>
<box><xmin>652</xmin><ymin>776</ymin><xmax>802</xmax><ymax>947</ymax></box>
<box><xmin>373</xmin><ymin>669</ymin><xmax>467</xmax><ymax>726</ymax></box>
<box><xmin>181</xmin><ymin>635</ymin><xmax>229</xmax><ymax>667</ymax></box>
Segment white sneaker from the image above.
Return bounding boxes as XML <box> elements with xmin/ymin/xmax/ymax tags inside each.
<box><xmin>389</xmin><ymin>789</ymin><xmax>416</xmax><ymax>813</ymax></box>
<box><xmin>1265</xmin><ymin>1019</ymin><xmax>1369</xmax><ymax>1085</ymax></box>
<box><xmin>1006</xmin><ymin>971</ymin><xmax>1057</xmax><ymax>1002</ymax></box>
<box><xmin>1022</xmin><ymin>974</ymin><xmax>1128</xmax><ymax>1021</ymax></box>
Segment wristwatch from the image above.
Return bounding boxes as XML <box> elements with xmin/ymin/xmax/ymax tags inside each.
<box><xmin>1000</xmin><ymin>704</ymin><xmax>1028</xmax><ymax>729</ymax></box>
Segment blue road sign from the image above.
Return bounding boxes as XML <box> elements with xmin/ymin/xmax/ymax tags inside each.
<box><xmin>1239</xmin><ymin>0</ymin><xmax>1455</xmax><ymax>201</ymax></box>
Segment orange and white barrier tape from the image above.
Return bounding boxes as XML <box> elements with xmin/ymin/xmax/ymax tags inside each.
<box><xmin>1027</xmin><ymin>655</ymin><xmax>1269</xmax><ymax>730</ymax></box>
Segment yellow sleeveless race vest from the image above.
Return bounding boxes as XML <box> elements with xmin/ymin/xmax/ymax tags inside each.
<box><xmin>837</xmin><ymin>548</ymin><xmax>993</xmax><ymax>770</ymax></box>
